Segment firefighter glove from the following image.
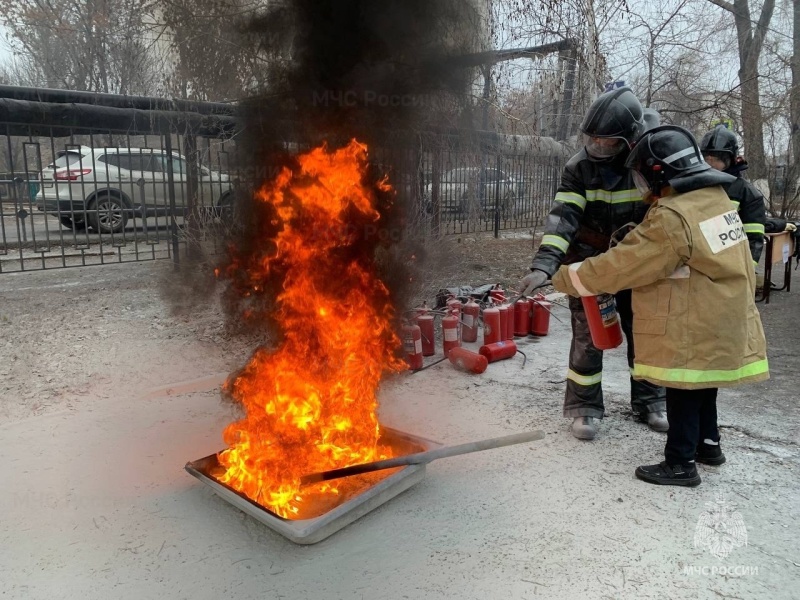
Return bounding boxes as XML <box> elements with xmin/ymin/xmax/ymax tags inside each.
<box><xmin>520</xmin><ymin>269</ymin><xmax>549</xmax><ymax>296</ymax></box>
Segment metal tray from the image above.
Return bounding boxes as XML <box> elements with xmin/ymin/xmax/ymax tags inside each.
<box><xmin>185</xmin><ymin>427</ymin><xmax>439</xmax><ymax>544</ymax></box>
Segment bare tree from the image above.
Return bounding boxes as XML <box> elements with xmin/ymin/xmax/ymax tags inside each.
<box><xmin>155</xmin><ymin>0</ymin><xmax>268</xmax><ymax>101</ymax></box>
<box><xmin>491</xmin><ymin>0</ymin><xmax>628</xmax><ymax>138</ymax></box>
<box><xmin>0</xmin><ymin>0</ymin><xmax>162</xmax><ymax>94</ymax></box>
<box><xmin>706</xmin><ymin>0</ymin><xmax>775</xmax><ymax>179</ymax></box>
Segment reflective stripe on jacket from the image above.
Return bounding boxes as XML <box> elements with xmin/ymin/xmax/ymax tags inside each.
<box><xmin>551</xmin><ymin>185</ymin><xmax>769</xmax><ymax>390</ymax></box>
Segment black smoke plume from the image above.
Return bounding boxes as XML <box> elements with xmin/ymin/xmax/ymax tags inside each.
<box><xmin>173</xmin><ymin>1</ymin><xmax>485</xmax><ymax>339</ymax></box>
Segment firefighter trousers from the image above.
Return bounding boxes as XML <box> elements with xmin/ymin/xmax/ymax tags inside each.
<box><xmin>563</xmin><ymin>289</ymin><xmax>666</xmax><ymax>419</ymax></box>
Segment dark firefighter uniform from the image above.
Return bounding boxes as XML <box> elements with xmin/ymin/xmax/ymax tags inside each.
<box><xmin>723</xmin><ymin>161</ymin><xmax>766</xmax><ymax>266</ymax></box>
<box><xmin>531</xmin><ymin>150</ymin><xmax>667</xmax><ymax>419</ymax></box>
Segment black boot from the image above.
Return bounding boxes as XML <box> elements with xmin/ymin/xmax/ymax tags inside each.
<box><xmin>695</xmin><ymin>442</ymin><xmax>726</xmax><ymax>465</ymax></box>
<box><xmin>635</xmin><ymin>461</ymin><xmax>701</xmax><ymax>487</ymax></box>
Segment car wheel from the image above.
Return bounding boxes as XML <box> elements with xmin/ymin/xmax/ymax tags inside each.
<box><xmin>89</xmin><ymin>194</ymin><xmax>127</xmax><ymax>234</ymax></box>
<box><xmin>59</xmin><ymin>216</ymin><xmax>87</xmax><ymax>231</ymax></box>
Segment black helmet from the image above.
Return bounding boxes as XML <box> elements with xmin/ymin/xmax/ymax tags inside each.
<box><xmin>699</xmin><ymin>124</ymin><xmax>738</xmax><ymax>159</ymax></box>
<box><xmin>580</xmin><ymin>87</ymin><xmax>645</xmax><ymax>159</ymax></box>
<box><xmin>625</xmin><ymin>125</ymin><xmax>710</xmax><ymax>196</ymax></box>
<box><xmin>642</xmin><ymin>108</ymin><xmax>660</xmax><ymax>131</ymax></box>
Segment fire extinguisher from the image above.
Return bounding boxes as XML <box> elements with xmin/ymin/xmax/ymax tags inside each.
<box><xmin>582</xmin><ymin>293</ymin><xmax>623</xmax><ymax>350</ymax></box>
<box><xmin>504</xmin><ymin>303</ymin><xmax>514</xmax><ymax>340</ymax></box>
<box><xmin>529</xmin><ymin>293</ymin><xmax>551</xmax><ymax>336</ymax></box>
<box><xmin>402</xmin><ymin>322</ymin><xmax>423</xmax><ymax>370</ymax></box>
<box><xmin>482</xmin><ymin>305</ymin><xmax>501</xmax><ymax>345</ymax></box>
<box><xmin>414</xmin><ymin>301</ymin><xmax>430</xmax><ymax>320</ymax></box>
<box><xmin>442</xmin><ymin>309</ymin><xmax>460</xmax><ymax>354</ymax></box>
<box><xmin>417</xmin><ymin>314</ymin><xmax>435</xmax><ymax>356</ymax></box>
<box><xmin>479</xmin><ymin>340</ymin><xmax>517</xmax><ymax>363</ymax></box>
<box><xmin>489</xmin><ymin>285</ymin><xmax>506</xmax><ymax>304</ymax></box>
<box><xmin>447</xmin><ymin>296</ymin><xmax>462</xmax><ymax>318</ymax></box>
<box><xmin>513</xmin><ymin>298</ymin><xmax>530</xmax><ymax>337</ymax></box>
<box><xmin>448</xmin><ymin>347</ymin><xmax>488</xmax><ymax>374</ymax></box>
<box><xmin>497</xmin><ymin>304</ymin><xmax>509</xmax><ymax>342</ymax></box>
<box><xmin>461</xmin><ymin>298</ymin><xmax>480</xmax><ymax>343</ymax></box>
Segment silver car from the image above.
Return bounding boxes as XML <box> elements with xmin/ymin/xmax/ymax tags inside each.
<box><xmin>424</xmin><ymin>167</ymin><xmax>525</xmax><ymax>217</ymax></box>
<box><xmin>35</xmin><ymin>146</ymin><xmax>233</xmax><ymax>233</ymax></box>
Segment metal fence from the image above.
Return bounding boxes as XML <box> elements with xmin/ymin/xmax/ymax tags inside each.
<box><xmin>0</xmin><ymin>87</ymin><xmax>567</xmax><ymax>273</ymax></box>
<box><xmin>410</xmin><ymin>150</ymin><xmax>563</xmax><ymax>236</ymax></box>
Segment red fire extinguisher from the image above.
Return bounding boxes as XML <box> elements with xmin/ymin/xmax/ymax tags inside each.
<box><xmin>417</xmin><ymin>314</ymin><xmax>435</xmax><ymax>356</ymax></box>
<box><xmin>503</xmin><ymin>303</ymin><xmax>514</xmax><ymax>340</ymax></box>
<box><xmin>447</xmin><ymin>297</ymin><xmax>462</xmax><ymax>318</ymax></box>
<box><xmin>489</xmin><ymin>285</ymin><xmax>506</xmax><ymax>304</ymax></box>
<box><xmin>583</xmin><ymin>293</ymin><xmax>623</xmax><ymax>350</ymax></box>
<box><xmin>479</xmin><ymin>340</ymin><xmax>517</xmax><ymax>363</ymax></box>
<box><xmin>402</xmin><ymin>322</ymin><xmax>423</xmax><ymax>370</ymax></box>
<box><xmin>497</xmin><ymin>304</ymin><xmax>509</xmax><ymax>342</ymax></box>
<box><xmin>482</xmin><ymin>305</ymin><xmax>501</xmax><ymax>345</ymax></box>
<box><xmin>414</xmin><ymin>302</ymin><xmax>430</xmax><ymax>320</ymax></box>
<box><xmin>448</xmin><ymin>347</ymin><xmax>488</xmax><ymax>374</ymax></box>
<box><xmin>513</xmin><ymin>298</ymin><xmax>530</xmax><ymax>337</ymax></box>
<box><xmin>530</xmin><ymin>293</ymin><xmax>551</xmax><ymax>336</ymax></box>
<box><xmin>461</xmin><ymin>298</ymin><xmax>480</xmax><ymax>343</ymax></box>
<box><xmin>442</xmin><ymin>309</ymin><xmax>460</xmax><ymax>354</ymax></box>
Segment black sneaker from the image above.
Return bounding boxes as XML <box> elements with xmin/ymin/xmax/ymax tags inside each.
<box><xmin>635</xmin><ymin>461</ymin><xmax>701</xmax><ymax>487</ymax></box>
<box><xmin>695</xmin><ymin>442</ymin><xmax>726</xmax><ymax>466</ymax></box>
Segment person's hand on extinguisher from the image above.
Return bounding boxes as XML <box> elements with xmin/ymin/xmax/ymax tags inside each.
<box><xmin>520</xmin><ymin>269</ymin><xmax>549</xmax><ymax>296</ymax></box>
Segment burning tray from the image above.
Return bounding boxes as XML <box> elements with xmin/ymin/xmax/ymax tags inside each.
<box><xmin>185</xmin><ymin>427</ymin><xmax>440</xmax><ymax>544</ymax></box>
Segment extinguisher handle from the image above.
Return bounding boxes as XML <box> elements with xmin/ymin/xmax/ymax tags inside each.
<box><xmin>509</xmin><ymin>281</ymin><xmax>551</xmax><ymax>305</ymax></box>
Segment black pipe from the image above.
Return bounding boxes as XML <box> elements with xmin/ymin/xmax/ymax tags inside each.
<box><xmin>0</xmin><ymin>98</ymin><xmax>239</xmax><ymax>138</ymax></box>
<box><xmin>0</xmin><ymin>84</ymin><xmax>236</xmax><ymax>116</ymax></box>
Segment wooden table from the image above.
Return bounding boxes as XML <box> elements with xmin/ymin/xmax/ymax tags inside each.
<box><xmin>756</xmin><ymin>231</ymin><xmax>794</xmax><ymax>304</ymax></box>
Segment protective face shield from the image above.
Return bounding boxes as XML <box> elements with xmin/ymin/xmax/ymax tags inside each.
<box><xmin>583</xmin><ymin>134</ymin><xmax>628</xmax><ymax>159</ymax></box>
<box><xmin>631</xmin><ymin>169</ymin><xmax>652</xmax><ymax>198</ymax></box>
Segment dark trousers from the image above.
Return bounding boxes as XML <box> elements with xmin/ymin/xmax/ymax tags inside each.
<box><xmin>664</xmin><ymin>387</ymin><xmax>720</xmax><ymax>465</ymax></box>
<box><xmin>564</xmin><ymin>289</ymin><xmax>666</xmax><ymax>418</ymax></box>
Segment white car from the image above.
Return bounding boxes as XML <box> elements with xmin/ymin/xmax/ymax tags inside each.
<box><xmin>35</xmin><ymin>146</ymin><xmax>234</xmax><ymax>233</ymax></box>
<box><xmin>424</xmin><ymin>167</ymin><xmax>525</xmax><ymax>216</ymax></box>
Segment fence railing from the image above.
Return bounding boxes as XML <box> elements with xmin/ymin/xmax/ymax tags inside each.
<box><xmin>0</xmin><ymin>86</ymin><xmax>567</xmax><ymax>273</ymax></box>
<box><xmin>0</xmin><ymin>125</ymin><xmax>242</xmax><ymax>273</ymax></box>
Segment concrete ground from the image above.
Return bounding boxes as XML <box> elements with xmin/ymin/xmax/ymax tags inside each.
<box><xmin>1</xmin><ymin>258</ymin><xmax>798</xmax><ymax>600</ymax></box>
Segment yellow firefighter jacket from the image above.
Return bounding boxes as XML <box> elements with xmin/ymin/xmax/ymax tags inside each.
<box><xmin>552</xmin><ymin>184</ymin><xmax>769</xmax><ymax>389</ymax></box>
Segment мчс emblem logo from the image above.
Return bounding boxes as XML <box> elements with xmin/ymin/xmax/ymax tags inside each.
<box><xmin>694</xmin><ymin>495</ymin><xmax>748</xmax><ymax>560</ymax></box>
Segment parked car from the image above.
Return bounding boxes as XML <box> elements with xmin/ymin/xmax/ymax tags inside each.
<box><xmin>424</xmin><ymin>167</ymin><xmax>525</xmax><ymax>217</ymax></box>
<box><xmin>35</xmin><ymin>146</ymin><xmax>234</xmax><ymax>233</ymax></box>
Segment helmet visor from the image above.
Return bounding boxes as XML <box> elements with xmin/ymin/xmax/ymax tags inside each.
<box><xmin>583</xmin><ymin>134</ymin><xmax>627</xmax><ymax>159</ymax></box>
<box><xmin>631</xmin><ymin>170</ymin><xmax>650</xmax><ymax>196</ymax></box>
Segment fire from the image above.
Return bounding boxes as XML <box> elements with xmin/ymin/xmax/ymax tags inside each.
<box><xmin>217</xmin><ymin>139</ymin><xmax>406</xmax><ymax>518</ymax></box>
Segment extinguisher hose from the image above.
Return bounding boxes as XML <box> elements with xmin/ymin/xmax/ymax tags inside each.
<box><xmin>411</xmin><ymin>356</ymin><xmax>448</xmax><ymax>373</ymax></box>
<box><xmin>516</xmin><ymin>349</ymin><xmax>527</xmax><ymax>368</ymax></box>
<box><xmin>529</xmin><ymin>297</ymin><xmax>565</xmax><ymax>325</ymax></box>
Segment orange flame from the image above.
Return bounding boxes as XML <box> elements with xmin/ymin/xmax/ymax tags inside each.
<box><xmin>217</xmin><ymin>140</ymin><xmax>406</xmax><ymax>518</ymax></box>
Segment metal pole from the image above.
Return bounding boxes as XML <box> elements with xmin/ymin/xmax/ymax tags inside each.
<box><xmin>164</xmin><ymin>135</ymin><xmax>180</xmax><ymax>267</ymax></box>
<box><xmin>494</xmin><ymin>154</ymin><xmax>501</xmax><ymax>238</ymax></box>
<box><xmin>183</xmin><ymin>130</ymin><xmax>200</xmax><ymax>260</ymax></box>
<box><xmin>300</xmin><ymin>430</ymin><xmax>545</xmax><ymax>484</ymax></box>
